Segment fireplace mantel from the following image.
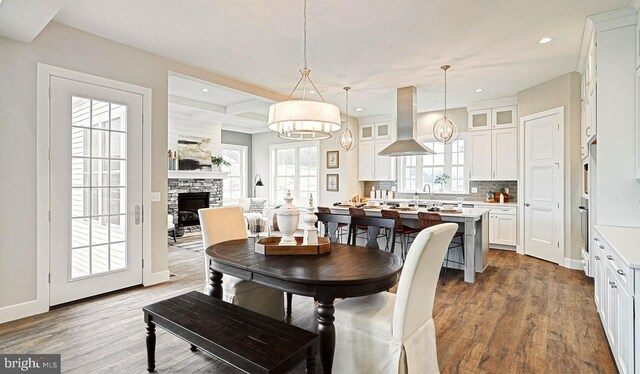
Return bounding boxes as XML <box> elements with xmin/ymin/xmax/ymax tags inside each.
<box><xmin>168</xmin><ymin>170</ymin><xmax>230</xmax><ymax>179</ymax></box>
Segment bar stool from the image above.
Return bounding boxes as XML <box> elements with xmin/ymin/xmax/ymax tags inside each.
<box><xmin>380</xmin><ymin>209</ymin><xmax>421</xmax><ymax>260</ymax></box>
<box><xmin>317</xmin><ymin>207</ymin><xmax>348</xmax><ymax>243</ymax></box>
<box><xmin>418</xmin><ymin>211</ymin><xmax>464</xmax><ymax>285</ymax></box>
<box><xmin>349</xmin><ymin>207</ymin><xmax>387</xmax><ymax>248</ymax></box>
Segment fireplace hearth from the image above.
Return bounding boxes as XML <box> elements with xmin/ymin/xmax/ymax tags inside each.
<box><xmin>168</xmin><ymin>178</ymin><xmax>223</xmax><ymax>235</ymax></box>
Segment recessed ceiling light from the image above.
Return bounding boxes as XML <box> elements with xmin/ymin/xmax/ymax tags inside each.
<box><xmin>355</xmin><ymin>107</ymin><xmax>364</xmax><ymax>112</ymax></box>
<box><xmin>237</xmin><ymin>118</ymin><xmax>244</xmax><ymax>122</ymax></box>
<box><xmin>308</xmin><ymin>90</ymin><xmax>315</xmax><ymax>94</ymax></box>
<box><xmin>201</xmin><ymin>88</ymin><xmax>210</xmax><ymax>93</ymax></box>
<box><xmin>475</xmin><ymin>88</ymin><xmax>484</xmax><ymax>93</ymax></box>
<box><xmin>427</xmin><ymin>108</ymin><xmax>433</xmax><ymax>111</ymax></box>
<box><xmin>538</xmin><ymin>37</ymin><xmax>553</xmax><ymax>44</ymax></box>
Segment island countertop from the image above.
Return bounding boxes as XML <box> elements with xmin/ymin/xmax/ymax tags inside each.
<box><xmin>329</xmin><ymin>206</ymin><xmax>491</xmax><ymax>220</ymax></box>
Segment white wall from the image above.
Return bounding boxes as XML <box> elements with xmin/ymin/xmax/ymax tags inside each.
<box><xmin>416</xmin><ymin>107</ymin><xmax>468</xmax><ymax>138</ymax></box>
<box><xmin>0</xmin><ymin>21</ymin><xmax>288</xmax><ymax>315</ymax></box>
<box><xmin>517</xmin><ymin>72</ymin><xmax>583</xmax><ymax>261</ymax></box>
<box><xmin>251</xmin><ymin>117</ymin><xmax>360</xmax><ymax>207</ymax></box>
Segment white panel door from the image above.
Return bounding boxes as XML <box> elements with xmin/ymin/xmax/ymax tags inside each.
<box><xmin>492</xmin><ymin>128</ymin><xmax>518</xmax><ymax>180</ymax></box>
<box><xmin>49</xmin><ymin>76</ymin><xmax>143</xmax><ymax>305</ymax></box>
<box><xmin>468</xmin><ymin>131</ymin><xmax>492</xmax><ymax>180</ymax></box>
<box><xmin>524</xmin><ymin>112</ymin><xmax>562</xmax><ymax>264</ymax></box>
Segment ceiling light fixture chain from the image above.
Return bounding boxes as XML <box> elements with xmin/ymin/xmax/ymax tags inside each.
<box><xmin>267</xmin><ymin>0</ymin><xmax>341</xmax><ymax>140</ymax></box>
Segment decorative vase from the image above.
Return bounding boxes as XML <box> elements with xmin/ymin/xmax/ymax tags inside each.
<box><xmin>302</xmin><ymin>193</ymin><xmax>319</xmax><ymax>245</ymax></box>
<box><xmin>276</xmin><ymin>190</ymin><xmax>299</xmax><ymax>245</ymax></box>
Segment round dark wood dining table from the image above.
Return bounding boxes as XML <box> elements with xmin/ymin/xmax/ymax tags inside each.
<box><xmin>205</xmin><ymin>238</ymin><xmax>403</xmax><ymax>374</ymax></box>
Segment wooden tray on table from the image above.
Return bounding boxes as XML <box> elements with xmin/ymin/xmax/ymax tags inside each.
<box><xmin>255</xmin><ymin>236</ymin><xmax>331</xmax><ymax>255</ymax></box>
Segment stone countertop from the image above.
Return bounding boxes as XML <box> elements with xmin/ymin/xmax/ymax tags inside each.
<box><xmin>594</xmin><ymin>225</ymin><xmax>640</xmax><ymax>268</ymax></box>
<box><xmin>367</xmin><ymin>198</ymin><xmax>518</xmax><ymax>207</ymax></box>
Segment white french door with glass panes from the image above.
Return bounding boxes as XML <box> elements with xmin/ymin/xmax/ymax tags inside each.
<box><xmin>49</xmin><ymin>76</ymin><xmax>143</xmax><ymax>305</ymax></box>
<box><xmin>221</xmin><ymin>144</ymin><xmax>247</xmax><ymax>205</ymax></box>
<box><xmin>398</xmin><ymin>138</ymin><xmax>467</xmax><ymax>193</ymax></box>
<box><xmin>271</xmin><ymin>143</ymin><xmax>318</xmax><ymax>206</ymax></box>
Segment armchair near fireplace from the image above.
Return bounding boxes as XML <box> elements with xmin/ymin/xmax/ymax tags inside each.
<box><xmin>238</xmin><ymin>197</ymin><xmax>270</xmax><ymax>234</ymax></box>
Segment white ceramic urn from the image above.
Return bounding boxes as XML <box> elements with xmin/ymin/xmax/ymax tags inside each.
<box><xmin>276</xmin><ymin>190</ymin><xmax>299</xmax><ymax>245</ymax></box>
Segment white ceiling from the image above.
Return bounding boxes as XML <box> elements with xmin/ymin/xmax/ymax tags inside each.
<box><xmin>169</xmin><ymin>73</ymin><xmax>274</xmax><ymax>133</ymax></box>
<box><xmin>50</xmin><ymin>0</ymin><xmax>630</xmax><ymax>117</ymax></box>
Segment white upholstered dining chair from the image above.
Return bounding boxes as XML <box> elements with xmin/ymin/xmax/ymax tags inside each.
<box><xmin>198</xmin><ymin>206</ymin><xmax>284</xmax><ymax>320</ymax></box>
<box><xmin>332</xmin><ymin>223</ymin><xmax>458</xmax><ymax>374</ymax></box>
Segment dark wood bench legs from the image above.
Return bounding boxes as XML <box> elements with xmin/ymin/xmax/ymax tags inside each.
<box><xmin>305</xmin><ymin>346</ymin><xmax>316</xmax><ymax>374</ymax></box>
<box><xmin>146</xmin><ymin>318</ymin><xmax>156</xmax><ymax>373</ymax></box>
<box><xmin>286</xmin><ymin>292</ymin><xmax>293</xmax><ymax>316</ymax></box>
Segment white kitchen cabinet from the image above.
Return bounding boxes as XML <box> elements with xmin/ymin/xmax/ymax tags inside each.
<box><xmin>358</xmin><ymin>122</ymin><xmax>396</xmax><ymax>181</ymax></box>
<box><xmin>374</xmin><ymin>138</ymin><xmax>395</xmax><ymax>181</ymax></box>
<box><xmin>468</xmin><ymin>109</ymin><xmax>491</xmax><ymax>132</ymax></box>
<box><xmin>592</xmin><ymin>226</ymin><xmax>638</xmax><ymax>374</ymax></box>
<box><xmin>489</xmin><ymin>214</ymin><xmax>516</xmax><ymax>246</ymax></box>
<box><xmin>358</xmin><ymin>141</ymin><xmax>375</xmax><ymax>181</ymax></box>
<box><xmin>492</xmin><ymin>128</ymin><xmax>518</xmax><ymax>180</ymax></box>
<box><xmin>476</xmin><ymin>204</ymin><xmax>517</xmax><ymax>248</ymax></box>
<box><xmin>360</xmin><ymin>124</ymin><xmax>374</xmax><ymax>141</ymax></box>
<box><xmin>468</xmin><ymin>131</ymin><xmax>492</xmax><ymax>180</ymax></box>
<box><xmin>491</xmin><ymin>106</ymin><xmax>517</xmax><ymax>129</ymax></box>
<box><xmin>375</xmin><ymin>122</ymin><xmax>391</xmax><ymax>139</ymax></box>
<box><xmin>469</xmin><ymin>128</ymin><xmax>517</xmax><ymax>181</ymax></box>
<box><xmin>592</xmin><ymin>239</ymin><xmax>604</xmax><ymax>313</ymax></box>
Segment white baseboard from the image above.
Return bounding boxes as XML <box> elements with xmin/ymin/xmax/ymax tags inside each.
<box><xmin>0</xmin><ymin>300</ymin><xmax>48</xmax><ymax>325</ymax></box>
<box><xmin>563</xmin><ymin>258</ymin><xmax>583</xmax><ymax>270</ymax></box>
<box><xmin>491</xmin><ymin>244</ymin><xmax>517</xmax><ymax>251</ymax></box>
<box><xmin>144</xmin><ymin>270</ymin><xmax>170</xmax><ymax>286</ymax></box>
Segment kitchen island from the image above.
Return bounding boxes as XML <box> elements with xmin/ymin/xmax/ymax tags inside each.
<box><xmin>329</xmin><ymin>206</ymin><xmax>490</xmax><ymax>283</ymax></box>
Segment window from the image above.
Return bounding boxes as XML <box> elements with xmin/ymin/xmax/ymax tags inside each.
<box><xmin>221</xmin><ymin>144</ymin><xmax>247</xmax><ymax>205</ymax></box>
<box><xmin>271</xmin><ymin>143</ymin><xmax>318</xmax><ymax>206</ymax></box>
<box><xmin>398</xmin><ymin>138</ymin><xmax>467</xmax><ymax>193</ymax></box>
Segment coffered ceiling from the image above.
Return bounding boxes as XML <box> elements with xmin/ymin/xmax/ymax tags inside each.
<box><xmin>40</xmin><ymin>0</ymin><xmax>635</xmax><ymax>117</ymax></box>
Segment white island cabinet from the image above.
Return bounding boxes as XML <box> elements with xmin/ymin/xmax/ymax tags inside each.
<box><xmin>593</xmin><ymin>225</ymin><xmax>640</xmax><ymax>374</ymax></box>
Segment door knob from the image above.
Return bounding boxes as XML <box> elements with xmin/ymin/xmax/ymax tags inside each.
<box><xmin>524</xmin><ymin>203</ymin><xmax>530</xmax><ymax>207</ymax></box>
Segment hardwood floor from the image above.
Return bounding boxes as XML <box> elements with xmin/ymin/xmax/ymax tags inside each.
<box><xmin>0</xmin><ymin>243</ymin><xmax>616</xmax><ymax>373</ymax></box>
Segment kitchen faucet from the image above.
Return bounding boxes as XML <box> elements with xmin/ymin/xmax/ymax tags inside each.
<box><xmin>423</xmin><ymin>183</ymin><xmax>432</xmax><ymax>201</ymax></box>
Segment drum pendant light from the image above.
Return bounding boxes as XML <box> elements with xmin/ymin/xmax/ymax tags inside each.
<box><xmin>432</xmin><ymin>65</ymin><xmax>460</xmax><ymax>145</ymax></box>
<box><xmin>337</xmin><ymin>87</ymin><xmax>356</xmax><ymax>151</ymax></box>
<box><xmin>267</xmin><ymin>0</ymin><xmax>341</xmax><ymax>140</ymax></box>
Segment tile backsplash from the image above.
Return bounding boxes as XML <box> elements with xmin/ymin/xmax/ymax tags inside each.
<box><xmin>363</xmin><ymin>180</ymin><xmax>517</xmax><ymax>202</ymax></box>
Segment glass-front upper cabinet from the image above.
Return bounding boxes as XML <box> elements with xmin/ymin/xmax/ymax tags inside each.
<box><xmin>375</xmin><ymin>122</ymin><xmax>391</xmax><ymax>139</ymax></box>
<box><xmin>468</xmin><ymin>109</ymin><xmax>491</xmax><ymax>132</ymax></box>
<box><xmin>492</xmin><ymin>106</ymin><xmax>517</xmax><ymax>129</ymax></box>
<box><xmin>360</xmin><ymin>124</ymin><xmax>374</xmax><ymax>141</ymax></box>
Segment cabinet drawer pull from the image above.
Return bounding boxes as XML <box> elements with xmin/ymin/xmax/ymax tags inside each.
<box><xmin>594</xmin><ymin>237</ymin><xmax>599</xmax><ymax>241</ymax></box>
<box><xmin>607</xmin><ymin>255</ymin><xmax>614</xmax><ymax>261</ymax></box>
<box><xmin>610</xmin><ymin>283</ymin><xmax>617</xmax><ymax>289</ymax></box>
<box><xmin>617</xmin><ymin>269</ymin><xmax>626</xmax><ymax>276</ymax></box>
<box><xmin>599</xmin><ymin>245</ymin><xmax>604</xmax><ymax>249</ymax></box>
<box><xmin>595</xmin><ymin>256</ymin><xmax>600</xmax><ymax>260</ymax></box>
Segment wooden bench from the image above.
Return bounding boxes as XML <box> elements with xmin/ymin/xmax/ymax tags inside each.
<box><xmin>143</xmin><ymin>291</ymin><xmax>318</xmax><ymax>373</ymax></box>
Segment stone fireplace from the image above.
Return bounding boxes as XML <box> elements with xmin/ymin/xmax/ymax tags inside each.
<box><xmin>168</xmin><ymin>178</ymin><xmax>223</xmax><ymax>235</ymax></box>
